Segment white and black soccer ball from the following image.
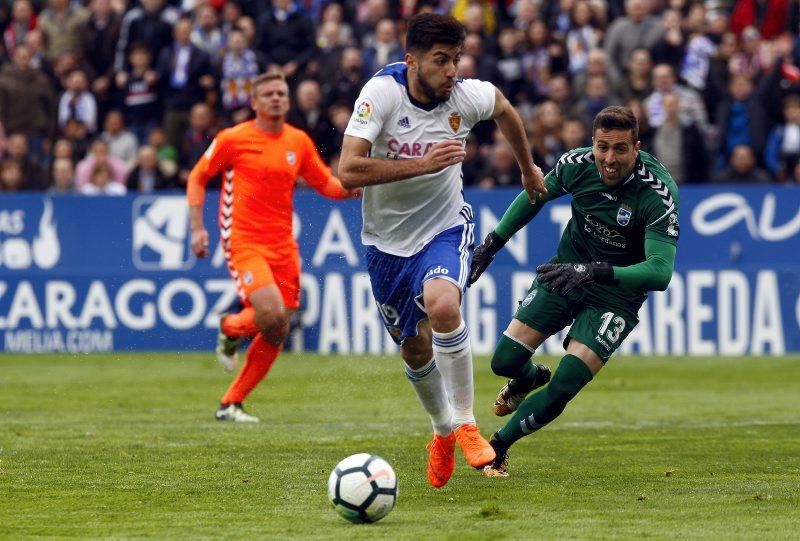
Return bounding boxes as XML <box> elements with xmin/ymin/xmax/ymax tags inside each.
<box><xmin>327</xmin><ymin>453</ymin><xmax>398</xmax><ymax>523</ymax></box>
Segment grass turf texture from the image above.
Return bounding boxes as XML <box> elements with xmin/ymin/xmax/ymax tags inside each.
<box><xmin>1</xmin><ymin>353</ymin><xmax>799</xmax><ymax>539</ymax></box>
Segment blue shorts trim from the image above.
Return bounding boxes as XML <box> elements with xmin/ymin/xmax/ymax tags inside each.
<box><xmin>365</xmin><ymin>223</ymin><xmax>474</xmax><ymax>344</ymax></box>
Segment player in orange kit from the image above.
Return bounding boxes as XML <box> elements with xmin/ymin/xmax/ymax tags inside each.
<box><xmin>187</xmin><ymin>71</ymin><xmax>359</xmax><ymax>422</ymax></box>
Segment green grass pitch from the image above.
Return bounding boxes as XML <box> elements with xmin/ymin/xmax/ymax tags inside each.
<box><xmin>2</xmin><ymin>353</ymin><xmax>799</xmax><ymax>539</ymax></box>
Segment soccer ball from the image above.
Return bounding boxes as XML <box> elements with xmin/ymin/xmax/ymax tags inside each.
<box><xmin>327</xmin><ymin>453</ymin><xmax>398</xmax><ymax>523</ymax></box>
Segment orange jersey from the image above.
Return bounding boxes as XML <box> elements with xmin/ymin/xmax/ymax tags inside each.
<box><xmin>187</xmin><ymin>120</ymin><xmax>347</xmax><ymax>260</ymax></box>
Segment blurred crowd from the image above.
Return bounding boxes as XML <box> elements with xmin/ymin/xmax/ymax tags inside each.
<box><xmin>0</xmin><ymin>0</ymin><xmax>798</xmax><ymax>195</ymax></box>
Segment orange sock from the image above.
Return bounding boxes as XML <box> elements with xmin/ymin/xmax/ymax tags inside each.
<box><xmin>221</xmin><ymin>333</ymin><xmax>282</xmax><ymax>405</ymax></box>
<box><xmin>221</xmin><ymin>307</ymin><xmax>259</xmax><ymax>338</ymax></box>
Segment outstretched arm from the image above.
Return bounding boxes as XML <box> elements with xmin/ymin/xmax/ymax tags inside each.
<box><xmin>469</xmin><ymin>189</ymin><xmax>559</xmax><ymax>285</ymax></box>
<box><xmin>337</xmin><ymin>135</ymin><xmax>467</xmax><ymax>189</ymax></box>
<box><xmin>491</xmin><ymin>87</ymin><xmax>546</xmax><ymax>201</ymax></box>
<box><xmin>537</xmin><ymin>237</ymin><xmax>677</xmax><ymax>295</ymax></box>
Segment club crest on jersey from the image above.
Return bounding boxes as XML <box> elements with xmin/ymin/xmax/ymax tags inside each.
<box><xmin>243</xmin><ymin>271</ymin><xmax>253</xmax><ymax>285</ymax></box>
<box><xmin>616</xmin><ymin>204</ymin><xmax>632</xmax><ymax>226</ymax></box>
<box><xmin>448</xmin><ymin>112</ymin><xmax>461</xmax><ymax>132</ymax></box>
<box><xmin>286</xmin><ymin>151</ymin><xmax>296</xmax><ymax>165</ymax></box>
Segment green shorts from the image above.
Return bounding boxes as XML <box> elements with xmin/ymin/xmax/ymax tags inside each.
<box><xmin>514</xmin><ymin>279</ymin><xmax>639</xmax><ymax>362</ymax></box>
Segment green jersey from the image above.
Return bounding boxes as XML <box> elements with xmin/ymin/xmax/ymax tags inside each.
<box><xmin>495</xmin><ymin>148</ymin><xmax>680</xmax><ymax>308</ymax></box>
<box><xmin>548</xmin><ymin>147</ymin><xmax>679</xmax><ymax>265</ymax></box>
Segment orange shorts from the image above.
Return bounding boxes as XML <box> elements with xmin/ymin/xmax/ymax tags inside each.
<box><xmin>227</xmin><ymin>245</ymin><xmax>301</xmax><ymax>309</ymax></box>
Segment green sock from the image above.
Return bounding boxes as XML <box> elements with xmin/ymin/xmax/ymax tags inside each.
<box><xmin>496</xmin><ymin>354</ymin><xmax>593</xmax><ymax>446</ymax></box>
<box><xmin>491</xmin><ymin>334</ymin><xmax>540</xmax><ymax>390</ymax></box>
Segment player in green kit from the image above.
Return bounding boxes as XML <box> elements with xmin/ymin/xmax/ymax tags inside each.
<box><xmin>468</xmin><ymin>106</ymin><xmax>680</xmax><ymax>477</ymax></box>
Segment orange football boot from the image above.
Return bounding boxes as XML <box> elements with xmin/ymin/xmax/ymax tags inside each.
<box><xmin>454</xmin><ymin>424</ymin><xmax>496</xmax><ymax>468</ymax></box>
<box><xmin>426</xmin><ymin>432</ymin><xmax>456</xmax><ymax>488</ymax></box>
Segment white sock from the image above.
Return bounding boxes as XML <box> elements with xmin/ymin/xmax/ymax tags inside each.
<box><xmin>432</xmin><ymin>320</ymin><xmax>475</xmax><ymax>428</ymax></box>
<box><xmin>404</xmin><ymin>358</ymin><xmax>453</xmax><ymax>436</ymax></box>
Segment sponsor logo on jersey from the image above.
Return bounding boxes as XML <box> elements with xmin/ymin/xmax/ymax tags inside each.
<box><xmin>599</xmin><ymin>192</ymin><xmax>618</xmax><ymax>201</ymax></box>
<box><xmin>616</xmin><ymin>204</ymin><xmax>632</xmax><ymax>226</ymax></box>
<box><xmin>584</xmin><ymin>214</ymin><xmax>627</xmax><ymax>248</ymax></box>
<box><xmin>286</xmin><ymin>151</ymin><xmax>296</xmax><ymax>165</ymax></box>
<box><xmin>397</xmin><ymin>116</ymin><xmax>410</xmax><ymax>128</ymax></box>
<box><xmin>354</xmin><ymin>100</ymin><xmax>373</xmax><ymax>125</ymax></box>
<box><xmin>448</xmin><ymin>112</ymin><xmax>461</xmax><ymax>132</ymax></box>
<box><xmin>386</xmin><ymin>139</ymin><xmax>435</xmax><ymax>157</ymax></box>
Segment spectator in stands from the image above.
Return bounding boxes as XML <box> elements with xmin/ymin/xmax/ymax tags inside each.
<box><xmin>479</xmin><ymin>141</ymin><xmax>519</xmax><ymax>189</ymax></box>
<box><xmin>101</xmin><ymin>109</ymin><xmax>138</xmax><ymax>166</ymax></box>
<box><xmin>191</xmin><ymin>4</ymin><xmax>224</xmax><ymax>66</ymax></box>
<box><xmin>650</xmin><ymin>92</ymin><xmax>710</xmax><ymax>183</ymax></box>
<box><xmin>494</xmin><ymin>27</ymin><xmax>525</xmax><ymax>100</ymax></box>
<box><xmin>126</xmin><ymin>144</ymin><xmax>177</xmax><ymax>192</ymax></box>
<box><xmin>650</xmin><ymin>8</ymin><xmax>686</xmax><ymax>68</ymax></box>
<box><xmin>58</xmin><ymin>69</ymin><xmax>98</xmax><ymax>135</ymax></box>
<box><xmin>619</xmin><ymin>48</ymin><xmax>653</xmax><ymax>103</ymax></box>
<box><xmin>354</xmin><ymin>0</ymin><xmax>392</xmax><ymax>48</ymax></box>
<box><xmin>0</xmin><ymin>159</ymin><xmax>23</xmax><ymax>192</ymax></box>
<box><xmin>715</xmin><ymin>73</ymin><xmax>767</xmax><ymax>169</ymax></box>
<box><xmin>765</xmin><ymin>94</ymin><xmax>800</xmax><ymax>181</ymax></box>
<box><xmin>61</xmin><ymin>118</ymin><xmax>91</xmax><ymax>160</ymax></box>
<box><xmin>156</xmin><ymin>17</ymin><xmax>215</xmax><ymax>150</ymax></box>
<box><xmin>626</xmin><ymin>97</ymin><xmax>653</xmax><ymax>148</ymax></box>
<box><xmin>361</xmin><ymin>18</ymin><xmax>403</xmax><ymax>78</ymax></box>
<box><xmin>255</xmin><ymin>0</ymin><xmax>316</xmax><ymax>80</ymax></box>
<box><xmin>571</xmin><ymin>73</ymin><xmax>622</xmax><ymax>132</ymax></box>
<box><xmin>314</xmin><ymin>20</ymin><xmax>347</xmax><ymax>83</ymax></box>
<box><xmin>115</xmin><ymin>43</ymin><xmax>160</xmax><ymax>145</ymax></box>
<box><xmin>38</xmin><ymin>0</ymin><xmax>88</xmax><ymax>61</ymax></box>
<box><xmin>574</xmin><ymin>48</ymin><xmax>623</xmax><ymax>97</ymax></box>
<box><xmin>712</xmin><ymin>144</ymin><xmax>773</xmax><ymax>183</ymax></box>
<box><xmin>318</xmin><ymin>3</ymin><xmax>353</xmax><ymax>48</ymax></box>
<box><xmin>545</xmin><ymin>73</ymin><xmax>576</xmax><ymax>115</ymax></box>
<box><xmin>460</xmin><ymin>134</ymin><xmax>483</xmax><ymax>186</ymax></box>
<box><xmin>604</xmin><ymin>0</ymin><xmax>663</xmax><ymax>68</ymax></box>
<box><xmin>179</xmin><ymin>102</ymin><xmax>216</xmax><ymax>183</ymax></box>
<box><xmin>220</xmin><ymin>1</ymin><xmax>243</xmax><ymax>40</ymax></box>
<box><xmin>23</xmin><ymin>29</ymin><xmax>55</xmax><ymax>83</ymax></box>
<box><xmin>287</xmin><ymin>79</ymin><xmax>335</xmax><ymax>161</ymax></box>
<box><xmin>522</xmin><ymin>20</ymin><xmax>567</xmax><ymax>100</ymax></box>
<box><xmin>564</xmin><ymin>0</ymin><xmax>603</xmax><ymax>76</ymax></box>
<box><xmin>321</xmin><ymin>46</ymin><xmax>364</xmax><ymax>108</ymax></box>
<box><xmin>530</xmin><ymin>100</ymin><xmax>566</xmax><ymax>173</ymax></box>
<box><xmin>730</xmin><ymin>0</ymin><xmax>789</xmax><ymax>40</ymax></box>
<box><xmin>75</xmin><ymin>138</ymin><xmax>128</xmax><ymax>189</ymax></box>
<box><xmin>644</xmin><ymin>63</ymin><xmax>709</xmax><ymax>135</ymax></box>
<box><xmin>6</xmin><ymin>133</ymin><xmax>48</xmax><ymax>189</ymax></box>
<box><xmin>83</xmin><ymin>0</ymin><xmax>122</xmax><ymax>117</ymax></box>
<box><xmin>464</xmin><ymin>32</ymin><xmax>500</xmax><ymax>84</ymax></box>
<box><xmin>561</xmin><ymin>117</ymin><xmax>589</xmax><ymax>149</ymax></box>
<box><xmin>79</xmin><ymin>160</ymin><xmax>126</xmax><ymax>195</ymax></box>
<box><xmin>0</xmin><ymin>44</ymin><xmax>55</xmax><ymax>160</ymax></box>
<box><xmin>49</xmin><ymin>157</ymin><xmax>75</xmax><ymax>193</ymax></box>
<box><xmin>147</xmin><ymin>126</ymin><xmax>179</xmax><ymax>180</ymax></box>
<box><xmin>219</xmin><ymin>27</ymin><xmax>261</xmax><ymax>123</ymax></box>
<box><xmin>3</xmin><ymin>0</ymin><xmax>37</xmax><ymax>59</ymax></box>
<box><xmin>114</xmin><ymin>0</ymin><xmax>179</xmax><ymax>73</ymax></box>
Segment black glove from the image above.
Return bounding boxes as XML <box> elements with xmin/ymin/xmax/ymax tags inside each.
<box><xmin>535</xmin><ymin>262</ymin><xmax>613</xmax><ymax>295</ymax></box>
<box><xmin>468</xmin><ymin>232</ymin><xmax>506</xmax><ymax>286</ymax></box>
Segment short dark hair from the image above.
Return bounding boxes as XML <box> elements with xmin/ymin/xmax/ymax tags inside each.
<box><xmin>406</xmin><ymin>13</ymin><xmax>466</xmax><ymax>54</ymax></box>
<box><xmin>592</xmin><ymin>106</ymin><xmax>638</xmax><ymax>142</ymax></box>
